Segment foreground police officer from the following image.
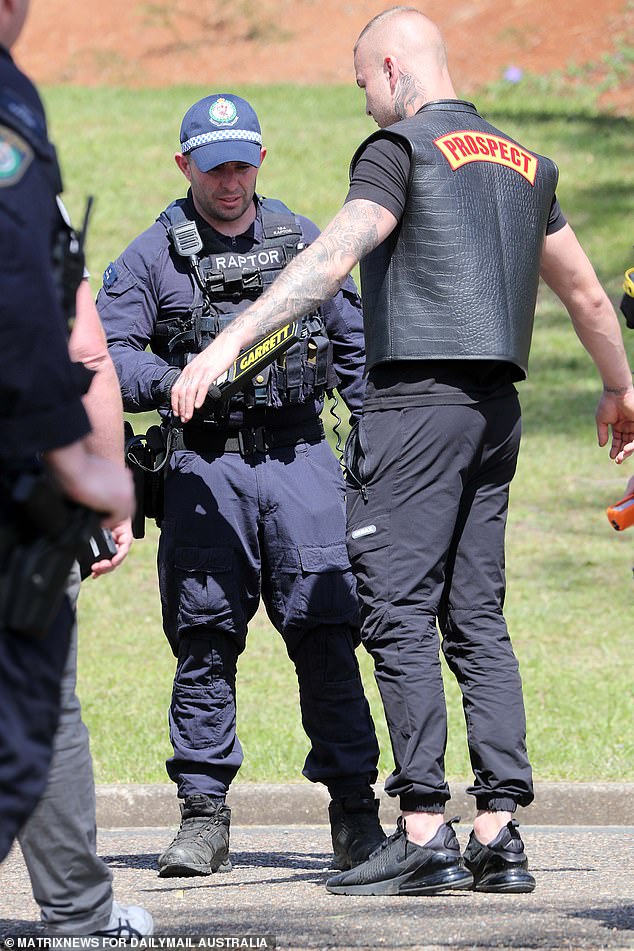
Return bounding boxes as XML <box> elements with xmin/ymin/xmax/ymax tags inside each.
<box><xmin>16</xmin><ymin>279</ymin><xmax>153</xmax><ymax>937</ymax></box>
<box><xmin>169</xmin><ymin>10</ymin><xmax>634</xmax><ymax>897</ymax></box>
<box><xmin>0</xmin><ymin>0</ymin><xmax>133</xmax><ymax>862</ymax></box>
<box><xmin>98</xmin><ymin>93</ymin><xmax>384</xmax><ymax>877</ymax></box>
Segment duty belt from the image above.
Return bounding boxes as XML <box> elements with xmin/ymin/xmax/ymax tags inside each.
<box><xmin>174</xmin><ymin>419</ymin><xmax>325</xmax><ymax>457</ymax></box>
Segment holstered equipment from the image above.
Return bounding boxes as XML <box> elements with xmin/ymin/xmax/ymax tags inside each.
<box><xmin>124</xmin><ymin>420</ymin><xmax>176</xmax><ymax>539</ymax></box>
<box><xmin>0</xmin><ymin>469</ymin><xmax>104</xmax><ymax>638</ymax></box>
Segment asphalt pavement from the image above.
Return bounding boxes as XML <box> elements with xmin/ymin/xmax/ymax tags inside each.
<box><xmin>1</xmin><ymin>783</ymin><xmax>633</xmax><ymax>950</ymax></box>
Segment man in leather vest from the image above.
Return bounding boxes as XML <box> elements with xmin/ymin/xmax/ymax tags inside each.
<box><xmin>171</xmin><ymin>11</ymin><xmax>634</xmax><ymax>897</ymax></box>
<box><xmin>97</xmin><ymin>93</ymin><xmax>384</xmax><ymax>878</ymax></box>
<box><xmin>0</xmin><ymin>0</ymin><xmax>133</xmax><ymax>866</ymax></box>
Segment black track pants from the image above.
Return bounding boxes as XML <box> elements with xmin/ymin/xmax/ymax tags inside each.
<box><xmin>346</xmin><ymin>393</ymin><xmax>533</xmax><ymax>812</ymax></box>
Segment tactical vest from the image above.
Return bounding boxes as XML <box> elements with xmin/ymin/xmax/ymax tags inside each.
<box><xmin>352</xmin><ymin>101</ymin><xmax>559</xmax><ymax>377</ymax></box>
<box><xmin>153</xmin><ymin>196</ymin><xmax>333</xmax><ymax>411</ymax></box>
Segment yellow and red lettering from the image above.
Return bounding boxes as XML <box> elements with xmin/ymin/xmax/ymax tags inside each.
<box><xmin>434</xmin><ymin>131</ymin><xmax>538</xmax><ymax>185</ymax></box>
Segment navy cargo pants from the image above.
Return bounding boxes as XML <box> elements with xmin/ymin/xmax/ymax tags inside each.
<box><xmin>346</xmin><ymin>393</ymin><xmax>533</xmax><ymax>813</ymax></box>
<box><xmin>158</xmin><ymin>434</ymin><xmax>379</xmax><ymax>800</ymax></box>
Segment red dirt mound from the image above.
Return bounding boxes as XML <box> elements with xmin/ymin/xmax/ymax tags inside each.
<box><xmin>14</xmin><ymin>0</ymin><xmax>633</xmax><ymax>114</ymax></box>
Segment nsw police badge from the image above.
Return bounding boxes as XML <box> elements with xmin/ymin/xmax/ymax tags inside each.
<box><xmin>209</xmin><ymin>98</ymin><xmax>238</xmax><ymax>126</ymax></box>
<box><xmin>0</xmin><ymin>125</ymin><xmax>33</xmax><ymax>186</ymax></box>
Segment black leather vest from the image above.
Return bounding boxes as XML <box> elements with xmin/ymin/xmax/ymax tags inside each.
<box><xmin>154</xmin><ymin>196</ymin><xmax>332</xmax><ymax>409</ymax></box>
<box><xmin>352</xmin><ymin>101</ymin><xmax>559</xmax><ymax>377</ymax></box>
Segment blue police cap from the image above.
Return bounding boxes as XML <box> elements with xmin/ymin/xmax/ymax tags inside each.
<box><xmin>179</xmin><ymin>94</ymin><xmax>262</xmax><ymax>172</ymax></box>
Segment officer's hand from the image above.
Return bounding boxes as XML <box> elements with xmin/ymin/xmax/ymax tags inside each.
<box><xmin>171</xmin><ymin>334</ymin><xmax>242</xmax><ymax>423</ymax></box>
<box><xmin>596</xmin><ymin>387</ymin><xmax>634</xmax><ymax>463</ymax></box>
<box><xmin>89</xmin><ymin>518</ymin><xmax>133</xmax><ymax>578</ymax></box>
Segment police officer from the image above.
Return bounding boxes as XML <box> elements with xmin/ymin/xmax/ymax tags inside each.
<box><xmin>97</xmin><ymin>93</ymin><xmax>384</xmax><ymax>877</ymax></box>
<box><xmin>171</xmin><ymin>11</ymin><xmax>634</xmax><ymax>897</ymax></box>
<box><xmin>16</xmin><ymin>279</ymin><xmax>153</xmax><ymax>937</ymax></box>
<box><xmin>0</xmin><ymin>0</ymin><xmax>133</xmax><ymax>862</ymax></box>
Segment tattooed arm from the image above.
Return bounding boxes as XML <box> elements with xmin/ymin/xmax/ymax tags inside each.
<box><xmin>171</xmin><ymin>199</ymin><xmax>398</xmax><ymax>422</ymax></box>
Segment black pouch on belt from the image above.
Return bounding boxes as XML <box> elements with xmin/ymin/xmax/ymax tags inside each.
<box><xmin>124</xmin><ymin>421</ymin><xmax>173</xmax><ymax>538</ymax></box>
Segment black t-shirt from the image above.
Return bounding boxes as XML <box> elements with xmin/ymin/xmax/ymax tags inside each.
<box><xmin>346</xmin><ymin>134</ymin><xmax>567</xmax><ymax>406</ymax></box>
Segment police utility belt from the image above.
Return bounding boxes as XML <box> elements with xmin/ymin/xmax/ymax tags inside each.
<box><xmin>125</xmin><ymin>416</ymin><xmax>325</xmax><ymax>539</ymax></box>
<box><xmin>173</xmin><ymin>417</ymin><xmax>325</xmax><ymax>456</ymax></box>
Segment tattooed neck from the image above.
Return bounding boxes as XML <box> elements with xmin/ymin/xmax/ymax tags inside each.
<box><xmin>393</xmin><ymin>71</ymin><xmax>426</xmax><ymax>119</ymax></box>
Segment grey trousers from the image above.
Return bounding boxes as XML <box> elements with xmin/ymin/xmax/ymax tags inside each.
<box><xmin>18</xmin><ymin>567</ymin><xmax>113</xmax><ymax>934</ymax></box>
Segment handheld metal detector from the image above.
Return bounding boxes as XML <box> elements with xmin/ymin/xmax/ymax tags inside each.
<box><xmin>207</xmin><ymin>321</ymin><xmax>301</xmax><ymax>400</ymax></box>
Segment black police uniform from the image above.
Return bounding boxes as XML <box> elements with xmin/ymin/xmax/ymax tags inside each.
<box><xmin>0</xmin><ymin>44</ymin><xmax>91</xmax><ymax>860</ymax></box>
<box><xmin>344</xmin><ymin>100</ymin><xmax>565</xmax><ymax>815</ymax></box>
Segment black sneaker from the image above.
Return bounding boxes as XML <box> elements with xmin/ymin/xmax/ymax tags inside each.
<box><xmin>329</xmin><ymin>792</ymin><xmax>387</xmax><ymax>870</ymax></box>
<box><xmin>326</xmin><ymin>816</ymin><xmax>474</xmax><ymax>896</ymax></box>
<box><xmin>158</xmin><ymin>795</ymin><xmax>232</xmax><ymax>877</ymax></box>
<box><xmin>463</xmin><ymin>819</ymin><xmax>536</xmax><ymax>893</ymax></box>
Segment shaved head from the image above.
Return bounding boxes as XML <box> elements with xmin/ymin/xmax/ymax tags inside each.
<box><xmin>355</xmin><ymin>6</ymin><xmax>448</xmax><ymax>71</ymax></box>
<box><xmin>353</xmin><ymin>7</ymin><xmax>456</xmax><ymax>127</ymax></box>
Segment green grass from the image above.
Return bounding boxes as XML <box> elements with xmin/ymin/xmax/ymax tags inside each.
<box><xmin>44</xmin><ymin>81</ymin><xmax>634</xmax><ymax>786</ymax></box>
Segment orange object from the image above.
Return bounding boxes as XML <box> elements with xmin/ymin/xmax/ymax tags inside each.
<box><xmin>606</xmin><ymin>492</ymin><xmax>634</xmax><ymax>531</ymax></box>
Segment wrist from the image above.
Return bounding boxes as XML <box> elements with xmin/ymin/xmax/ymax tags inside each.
<box><xmin>603</xmin><ymin>381</ymin><xmax>634</xmax><ymax>397</ymax></box>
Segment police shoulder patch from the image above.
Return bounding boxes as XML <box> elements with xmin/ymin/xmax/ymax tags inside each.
<box><xmin>102</xmin><ymin>262</ymin><xmax>118</xmax><ymax>289</ymax></box>
<box><xmin>0</xmin><ymin>124</ymin><xmax>33</xmax><ymax>186</ymax></box>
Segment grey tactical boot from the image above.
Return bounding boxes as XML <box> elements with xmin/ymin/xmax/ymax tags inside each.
<box><xmin>158</xmin><ymin>794</ymin><xmax>232</xmax><ymax>877</ymax></box>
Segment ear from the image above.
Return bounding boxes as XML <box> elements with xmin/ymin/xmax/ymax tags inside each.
<box><xmin>384</xmin><ymin>55</ymin><xmax>400</xmax><ymax>94</ymax></box>
<box><xmin>174</xmin><ymin>152</ymin><xmax>192</xmax><ymax>182</ymax></box>
<box><xmin>259</xmin><ymin>147</ymin><xmax>267</xmax><ymax>167</ymax></box>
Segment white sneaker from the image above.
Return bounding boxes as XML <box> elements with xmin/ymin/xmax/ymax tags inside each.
<box><xmin>92</xmin><ymin>900</ymin><xmax>154</xmax><ymax>938</ymax></box>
